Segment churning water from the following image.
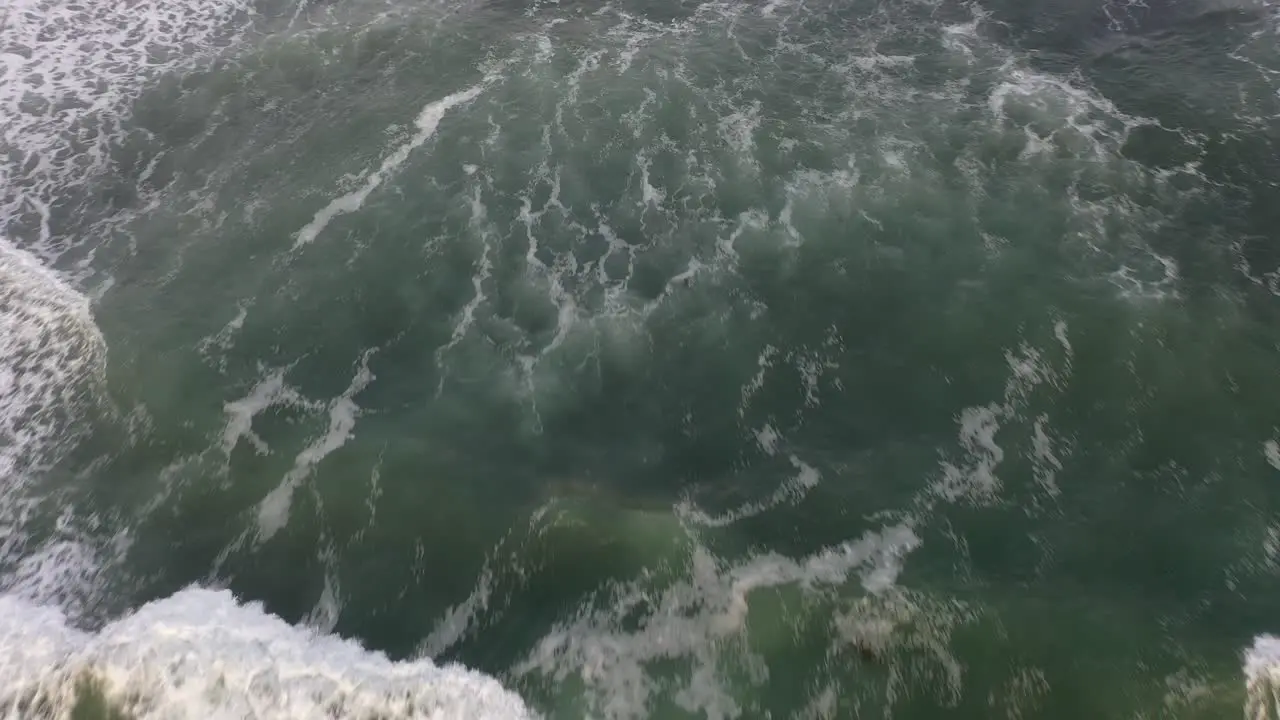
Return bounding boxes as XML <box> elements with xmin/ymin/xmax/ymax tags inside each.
<box><xmin>5</xmin><ymin>0</ymin><xmax>1280</xmax><ymax>716</ymax></box>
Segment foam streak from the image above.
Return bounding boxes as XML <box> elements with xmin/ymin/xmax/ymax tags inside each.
<box><xmin>293</xmin><ymin>85</ymin><xmax>486</xmax><ymax>250</ymax></box>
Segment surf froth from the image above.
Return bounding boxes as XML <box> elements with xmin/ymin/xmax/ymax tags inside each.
<box><xmin>0</xmin><ymin>238</ymin><xmax>105</xmax><ymax>480</ymax></box>
<box><xmin>0</xmin><ymin>0</ymin><xmax>253</xmax><ymax>260</ymax></box>
<box><xmin>0</xmin><ymin>587</ymin><xmax>535</xmax><ymax>720</ymax></box>
<box><xmin>0</xmin><ymin>236</ymin><xmax>108</xmax><ymax>615</ymax></box>
<box><xmin>1247</xmin><ymin>635</ymin><xmax>1280</xmax><ymax>719</ymax></box>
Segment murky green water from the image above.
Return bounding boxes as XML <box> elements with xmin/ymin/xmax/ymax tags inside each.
<box><xmin>5</xmin><ymin>0</ymin><xmax>1280</xmax><ymax>716</ymax></box>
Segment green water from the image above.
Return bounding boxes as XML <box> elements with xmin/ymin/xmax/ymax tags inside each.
<box><xmin>6</xmin><ymin>0</ymin><xmax>1280</xmax><ymax>716</ymax></box>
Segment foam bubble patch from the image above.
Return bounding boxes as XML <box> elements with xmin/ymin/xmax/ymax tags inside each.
<box><xmin>0</xmin><ymin>238</ymin><xmax>105</xmax><ymax>477</ymax></box>
<box><xmin>0</xmin><ymin>238</ymin><xmax>107</xmax><ymax>609</ymax></box>
<box><xmin>0</xmin><ymin>588</ymin><xmax>536</xmax><ymax>720</ymax></box>
<box><xmin>0</xmin><ymin>0</ymin><xmax>253</xmax><ymax>258</ymax></box>
<box><xmin>1247</xmin><ymin>635</ymin><xmax>1280</xmax><ymax>719</ymax></box>
<box><xmin>516</xmin><ymin>523</ymin><xmax>919</xmax><ymax>719</ymax></box>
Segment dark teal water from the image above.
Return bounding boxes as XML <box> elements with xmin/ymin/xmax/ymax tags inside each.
<box><xmin>5</xmin><ymin>0</ymin><xmax>1280</xmax><ymax>716</ymax></box>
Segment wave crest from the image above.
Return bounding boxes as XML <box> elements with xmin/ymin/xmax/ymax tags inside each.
<box><xmin>0</xmin><ymin>588</ymin><xmax>534</xmax><ymax>720</ymax></box>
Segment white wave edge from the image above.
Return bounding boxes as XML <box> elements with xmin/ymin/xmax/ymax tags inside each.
<box><xmin>1246</xmin><ymin>634</ymin><xmax>1280</xmax><ymax>719</ymax></box>
<box><xmin>0</xmin><ymin>587</ymin><xmax>535</xmax><ymax>720</ymax></box>
<box><xmin>0</xmin><ymin>236</ymin><xmax>110</xmax><ymax>616</ymax></box>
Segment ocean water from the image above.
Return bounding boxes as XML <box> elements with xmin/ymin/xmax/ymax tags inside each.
<box><xmin>4</xmin><ymin>0</ymin><xmax>1280</xmax><ymax>716</ymax></box>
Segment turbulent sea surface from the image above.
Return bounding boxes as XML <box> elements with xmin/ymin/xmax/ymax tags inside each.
<box><xmin>5</xmin><ymin>0</ymin><xmax>1280</xmax><ymax>716</ymax></box>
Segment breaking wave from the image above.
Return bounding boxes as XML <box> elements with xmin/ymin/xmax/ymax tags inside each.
<box><xmin>0</xmin><ymin>588</ymin><xmax>534</xmax><ymax>720</ymax></box>
<box><xmin>0</xmin><ymin>237</ymin><xmax>108</xmax><ymax>615</ymax></box>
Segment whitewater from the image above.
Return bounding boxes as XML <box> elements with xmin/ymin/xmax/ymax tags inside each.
<box><xmin>4</xmin><ymin>0</ymin><xmax>1280</xmax><ymax>716</ymax></box>
<box><xmin>0</xmin><ymin>0</ymin><xmax>536</xmax><ymax>716</ymax></box>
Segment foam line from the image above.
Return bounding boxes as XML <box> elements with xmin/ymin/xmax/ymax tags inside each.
<box><xmin>256</xmin><ymin>352</ymin><xmax>374</xmax><ymax>541</ymax></box>
<box><xmin>293</xmin><ymin>84</ymin><xmax>487</xmax><ymax>250</ymax></box>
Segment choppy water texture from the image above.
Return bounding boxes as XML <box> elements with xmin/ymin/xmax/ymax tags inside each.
<box><xmin>5</xmin><ymin>0</ymin><xmax>1280</xmax><ymax>716</ymax></box>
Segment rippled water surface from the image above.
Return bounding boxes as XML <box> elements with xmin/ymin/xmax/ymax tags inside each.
<box><xmin>5</xmin><ymin>0</ymin><xmax>1280</xmax><ymax>716</ymax></box>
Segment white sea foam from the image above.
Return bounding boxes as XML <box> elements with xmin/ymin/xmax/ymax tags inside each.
<box><xmin>256</xmin><ymin>353</ymin><xmax>375</xmax><ymax>541</ymax></box>
<box><xmin>935</xmin><ymin>404</ymin><xmax>1005</xmax><ymax>503</ymax></box>
<box><xmin>0</xmin><ymin>237</ymin><xmax>108</xmax><ymax>614</ymax></box>
<box><xmin>221</xmin><ymin>367</ymin><xmax>319</xmax><ymax>457</ymax></box>
<box><xmin>423</xmin><ymin>564</ymin><xmax>498</xmax><ymax>658</ymax></box>
<box><xmin>1246</xmin><ymin>634</ymin><xmax>1280</xmax><ymax>719</ymax></box>
<box><xmin>930</xmin><ymin>338</ymin><xmax>1072</xmax><ymax>507</ymax></box>
<box><xmin>0</xmin><ymin>587</ymin><xmax>534</xmax><ymax>720</ymax></box>
<box><xmin>515</xmin><ymin>523</ymin><xmax>919</xmax><ymax>720</ymax></box>
<box><xmin>0</xmin><ymin>238</ymin><xmax>105</xmax><ymax>478</ymax></box>
<box><xmin>0</xmin><ymin>0</ymin><xmax>253</xmax><ymax>260</ymax></box>
<box><xmin>197</xmin><ymin>301</ymin><xmax>252</xmax><ymax>371</ymax></box>
<box><xmin>738</xmin><ymin>344</ymin><xmax>778</xmax><ymax>418</ymax></box>
<box><xmin>678</xmin><ymin>454</ymin><xmax>820</xmax><ymax>528</ymax></box>
<box><xmin>293</xmin><ymin>84</ymin><xmax>487</xmax><ymax>250</ymax></box>
<box><xmin>434</xmin><ymin>183</ymin><xmax>496</xmax><ymax>391</ymax></box>
<box><xmin>1265</xmin><ymin>439</ymin><xmax>1280</xmax><ymax>471</ymax></box>
<box><xmin>832</xmin><ymin>589</ymin><xmax>978</xmax><ymax>707</ymax></box>
<box><xmin>716</xmin><ymin>100</ymin><xmax>762</xmax><ymax>172</ymax></box>
<box><xmin>987</xmin><ymin>66</ymin><xmax>1146</xmax><ymax>161</ymax></box>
